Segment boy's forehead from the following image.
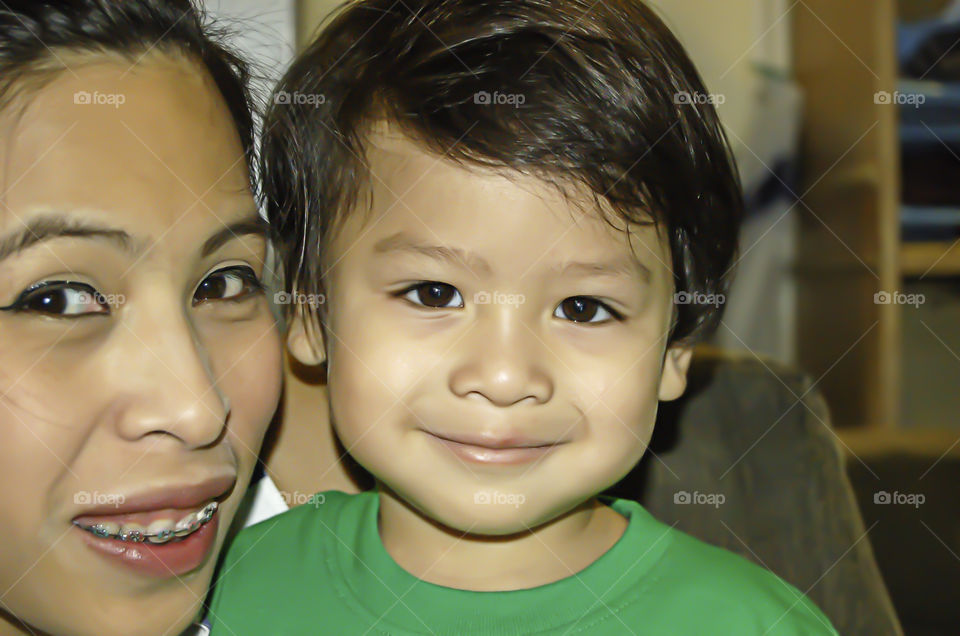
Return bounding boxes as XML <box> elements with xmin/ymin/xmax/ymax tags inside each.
<box><xmin>347</xmin><ymin>124</ymin><xmax>673</xmax><ymax>281</ymax></box>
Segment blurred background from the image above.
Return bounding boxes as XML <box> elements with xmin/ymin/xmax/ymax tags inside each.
<box><xmin>202</xmin><ymin>1</ymin><xmax>959</xmax><ymax>633</ymax></box>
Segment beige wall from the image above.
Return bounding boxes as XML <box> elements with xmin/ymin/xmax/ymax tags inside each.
<box><xmin>294</xmin><ymin>0</ymin><xmax>796</xmax><ymax>180</ymax></box>
<box><xmin>296</xmin><ymin>0</ymin><xmax>343</xmax><ymax>47</ymax></box>
<box><xmin>295</xmin><ymin>0</ymin><xmax>793</xmax><ymax>131</ymax></box>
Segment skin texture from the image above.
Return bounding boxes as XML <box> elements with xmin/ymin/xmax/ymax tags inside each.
<box><xmin>0</xmin><ymin>56</ymin><xmax>282</xmax><ymax>635</ymax></box>
<box><xmin>287</xmin><ymin>124</ymin><xmax>692</xmax><ymax>591</ymax></box>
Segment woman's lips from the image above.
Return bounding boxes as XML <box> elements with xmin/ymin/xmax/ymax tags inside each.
<box><xmin>71</xmin><ymin>475</ymin><xmax>234</xmax><ymax>578</ymax></box>
<box><xmin>75</xmin><ymin>510</ymin><xmax>220</xmax><ymax>578</ymax></box>
<box><xmin>426</xmin><ymin>432</ymin><xmax>565</xmax><ymax>465</ymax></box>
<box><xmin>73</xmin><ymin>474</ymin><xmax>236</xmax><ymax>516</ymax></box>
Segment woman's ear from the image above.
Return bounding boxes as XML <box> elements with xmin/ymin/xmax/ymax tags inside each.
<box><xmin>657</xmin><ymin>345</ymin><xmax>694</xmax><ymax>401</ymax></box>
<box><xmin>286</xmin><ymin>312</ymin><xmax>326</xmax><ymax>367</ymax></box>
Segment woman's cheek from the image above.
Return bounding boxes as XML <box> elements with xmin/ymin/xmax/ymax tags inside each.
<box><xmin>212</xmin><ymin>315</ymin><xmax>284</xmax><ymax>450</ymax></box>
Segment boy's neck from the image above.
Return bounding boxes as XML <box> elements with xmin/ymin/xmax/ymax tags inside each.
<box><xmin>376</xmin><ymin>488</ymin><xmax>628</xmax><ymax>591</ymax></box>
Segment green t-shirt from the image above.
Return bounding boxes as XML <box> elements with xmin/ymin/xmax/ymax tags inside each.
<box><xmin>208</xmin><ymin>491</ymin><xmax>838</xmax><ymax>635</ymax></box>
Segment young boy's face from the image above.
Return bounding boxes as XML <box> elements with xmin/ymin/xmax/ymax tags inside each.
<box><xmin>289</xmin><ymin>125</ymin><xmax>692</xmax><ymax>535</ymax></box>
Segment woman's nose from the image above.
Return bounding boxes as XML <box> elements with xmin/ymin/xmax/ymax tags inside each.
<box><xmin>108</xmin><ymin>307</ymin><xmax>229</xmax><ymax>448</ymax></box>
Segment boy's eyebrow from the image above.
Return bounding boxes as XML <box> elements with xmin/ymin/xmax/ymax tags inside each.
<box><xmin>372</xmin><ymin>231</ymin><xmax>493</xmax><ymax>275</ymax></box>
<box><xmin>0</xmin><ymin>212</ymin><xmax>268</xmax><ymax>264</ymax></box>
<box><xmin>552</xmin><ymin>257</ymin><xmax>651</xmax><ymax>282</ymax></box>
<box><xmin>372</xmin><ymin>231</ymin><xmax>651</xmax><ymax>282</ymax></box>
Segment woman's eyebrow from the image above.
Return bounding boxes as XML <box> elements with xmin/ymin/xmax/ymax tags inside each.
<box><xmin>200</xmin><ymin>215</ymin><xmax>269</xmax><ymax>257</ymax></box>
<box><xmin>0</xmin><ymin>214</ymin><xmax>136</xmax><ymax>264</ymax></box>
<box><xmin>0</xmin><ymin>213</ymin><xmax>268</xmax><ymax>265</ymax></box>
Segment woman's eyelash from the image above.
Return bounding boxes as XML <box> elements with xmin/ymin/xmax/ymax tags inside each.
<box><xmin>0</xmin><ymin>281</ymin><xmax>109</xmax><ymax>317</ymax></box>
<box><xmin>193</xmin><ymin>265</ymin><xmax>265</xmax><ymax>305</ymax></box>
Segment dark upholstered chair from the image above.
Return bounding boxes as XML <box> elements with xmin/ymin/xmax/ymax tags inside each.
<box><xmin>605</xmin><ymin>346</ymin><xmax>903</xmax><ymax>636</ymax></box>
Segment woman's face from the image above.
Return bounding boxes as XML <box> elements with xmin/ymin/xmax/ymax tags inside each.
<box><xmin>0</xmin><ymin>56</ymin><xmax>282</xmax><ymax>635</ymax></box>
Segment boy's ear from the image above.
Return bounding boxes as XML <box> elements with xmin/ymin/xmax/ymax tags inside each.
<box><xmin>286</xmin><ymin>312</ymin><xmax>327</xmax><ymax>367</ymax></box>
<box><xmin>657</xmin><ymin>345</ymin><xmax>694</xmax><ymax>401</ymax></box>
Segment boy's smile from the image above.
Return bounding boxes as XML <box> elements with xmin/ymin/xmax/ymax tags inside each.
<box><xmin>288</xmin><ymin>124</ymin><xmax>693</xmax><ymax>587</ymax></box>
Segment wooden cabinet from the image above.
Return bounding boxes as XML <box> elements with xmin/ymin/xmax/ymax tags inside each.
<box><xmin>794</xmin><ymin>0</ymin><xmax>903</xmax><ymax>428</ymax></box>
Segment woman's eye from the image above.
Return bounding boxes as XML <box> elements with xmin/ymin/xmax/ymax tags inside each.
<box><xmin>554</xmin><ymin>296</ymin><xmax>620</xmax><ymax>323</ymax></box>
<box><xmin>399</xmin><ymin>282</ymin><xmax>464</xmax><ymax>309</ymax></box>
<box><xmin>193</xmin><ymin>266</ymin><xmax>264</xmax><ymax>305</ymax></box>
<box><xmin>3</xmin><ymin>282</ymin><xmax>110</xmax><ymax>317</ymax></box>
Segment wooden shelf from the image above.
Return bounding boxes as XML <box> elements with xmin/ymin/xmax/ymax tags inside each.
<box><xmin>901</xmin><ymin>240</ymin><xmax>960</xmax><ymax>277</ymax></box>
<box><xmin>838</xmin><ymin>426</ymin><xmax>960</xmax><ymax>459</ymax></box>
<box><xmin>794</xmin><ymin>0</ymin><xmax>901</xmax><ymax>429</ymax></box>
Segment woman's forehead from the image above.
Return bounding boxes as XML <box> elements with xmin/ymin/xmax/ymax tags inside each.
<box><xmin>0</xmin><ymin>57</ymin><xmax>252</xmax><ymax>242</ymax></box>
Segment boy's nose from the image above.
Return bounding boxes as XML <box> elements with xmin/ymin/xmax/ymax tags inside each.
<box><xmin>448</xmin><ymin>309</ymin><xmax>553</xmax><ymax>407</ymax></box>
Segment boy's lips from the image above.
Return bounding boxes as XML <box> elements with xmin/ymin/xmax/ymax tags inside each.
<box><xmin>423</xmin><ymin>430</ymin><xmax>568</xmax><ymax>465</ymax></box>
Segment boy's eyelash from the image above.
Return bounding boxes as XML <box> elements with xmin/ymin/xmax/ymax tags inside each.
<box><xmin>390</xmin><ymin>282</ymin><xmax>626</xmax><ymax>321</ymax></box>
<box><xmin>594</xmin><ymin>302</ymin><xmax>625</xmax><ymax>321</ymax></box>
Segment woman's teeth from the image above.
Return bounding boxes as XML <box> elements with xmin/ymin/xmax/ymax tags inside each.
<box><xmin>76</xmin><ymin>502</ymin><xmax>218</xmax><ymax>544</ymax></box>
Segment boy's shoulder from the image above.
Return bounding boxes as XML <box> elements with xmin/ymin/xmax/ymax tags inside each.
<box><xmin>221</xmin><ymin>488</ymin><xmax>362</xmax><ymax>557</ymax></box>
<box><xmin>211</xmin><ymin>494</ymin><xmax>837</xmax><ymax>635</ymax></box>
<box><xmin>609</xmin><ymin>498</ymin><xmax>837</xmax><ymax>635</ymax></box>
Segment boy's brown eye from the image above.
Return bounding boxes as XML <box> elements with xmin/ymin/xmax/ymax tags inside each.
<box><xmin>555</xmin><ymin>296</ymin><xmax>620</xmax><ymax>324</ymax></box>
<box><xmin>559</xmin><ymin>297</ymin><xmax>598</xmax><ymax>322</ymax></box>
<box><xmin>401</xmin><ymin>282</ymin><xmax>464</xmax><ymax>309</ymax></box>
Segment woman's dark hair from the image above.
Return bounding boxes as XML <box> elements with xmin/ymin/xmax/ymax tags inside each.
<box><xmin>263</xmin><ymin>0</ymin><xmax>743</xmax><ymax>345</ymax></box>
<box><xmin>0</xmin><ymin>0</ymin><xmax>255</xmax><ymax>175</ymax></box>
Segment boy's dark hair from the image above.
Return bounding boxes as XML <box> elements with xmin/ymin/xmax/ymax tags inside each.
<box><xmin>0</xmin><ymin>0</ymin><xmax>255</xmax><ymax>176</ymax></box>
<box><xmin>263</xmin><ymin>0</ymin><xmax>742</xmax><ymax>345</ymax></box>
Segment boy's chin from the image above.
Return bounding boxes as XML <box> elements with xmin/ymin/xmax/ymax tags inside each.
<box><xmin>404</xmin><ymin>489</ymin><xmax>590</xmax><ymax>537</ymax></box>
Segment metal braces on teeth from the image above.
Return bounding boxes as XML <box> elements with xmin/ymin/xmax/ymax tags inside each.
<box><xmin>75</xmin><ymin>501</ymin><xmax>218</xmax><ymax>544</ymax></box>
